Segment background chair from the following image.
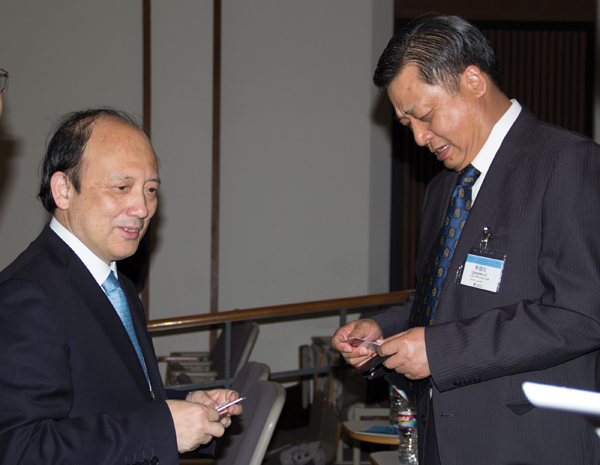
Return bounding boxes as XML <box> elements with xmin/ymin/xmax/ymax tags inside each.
<box><xmin>265</xmin><ymin>338</ymin><xmax>342</xmax><ymax>465</ymax></box>
<box><xmin>214</xmin><ymin>380</ymin><xmax>286</xmax><ymax>465</ymax></box>
<box><xmin>180</xmin><ymin>362</ymin><xmax>279</xmax><ymax>465</ymax></box>
<box><xmin>159</xmin><ymin>321</ymin><xmax>259</xmax><ymax>386</ymax></box>
<box><xmin>231</xmin><ymin>361</ymin><xmax>271</xmax><ymax>396</ymax></box>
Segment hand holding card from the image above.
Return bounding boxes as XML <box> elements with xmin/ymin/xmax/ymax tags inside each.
<box><xmin>215</xmin><ymin>396</ymin><xmax>245</xmax><ymax>417</ymax></box>
<box><xmin>342</xmin><ymin>337</ymin><xmax>381</xmax><ymax>352</ymax></box>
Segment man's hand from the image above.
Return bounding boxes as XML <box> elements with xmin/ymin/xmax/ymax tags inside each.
<box><xmin>332</xmin><ymin>319</ymin><xmax>383</xmax><ymax>367</ymax></box>
<box><xmin>167</xmin><ymin>399</ymin><xmax>225</xmax><ymax>453</ymax></box>
<box><xmin>379</xmin><ymin>327</ymin><xmax>430</xmax><ymax>380</ymax></box>
<box><xmin>186</xmin><ymin>389</ymin><xmax>243</xmax><ymax>427</ymax></box>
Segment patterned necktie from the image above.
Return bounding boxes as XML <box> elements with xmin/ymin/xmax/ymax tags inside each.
<box><xmin>102</xmin><ymin>271</ymin><xmax>153</xmax><ymax>396</ymax></box>
<box><xmin>407</xmin><ymin>165</ymin><xmax>480</xmax><ymax>402</ymax></box>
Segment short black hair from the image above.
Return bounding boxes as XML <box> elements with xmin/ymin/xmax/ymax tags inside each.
<box><xmin>38</xmin><ymin>108</ymin><xmax>142</xmax><ymax>213</ymax></box>
<box><xmin>373</xmin><ymin>15</ymin><xmax>503</xmax><ymax>94</ymax></box>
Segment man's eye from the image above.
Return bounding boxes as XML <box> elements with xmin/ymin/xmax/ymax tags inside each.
<box><xmin>398</xmin><ymin>119</ymin><xmax>411</xmax><ymax>129</ymax></box>
<box><xmin>418</xmin><ymin>112</ymin><xmax>432</xmax><ymax>122</ymax></box>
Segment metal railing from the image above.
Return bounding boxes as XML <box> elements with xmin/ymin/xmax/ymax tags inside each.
<box><xmin>148</xmin><ymin>290</ymin><xmax>412</xmax><ymax>389</ymax></box>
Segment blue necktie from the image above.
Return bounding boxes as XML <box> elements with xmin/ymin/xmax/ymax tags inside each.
<box><xmin>407</xmin><ymin>165</ymin><xmax>480</xmax><ymax>402</ymax></box>
<box><xmin>102</xmin><ymin>271</ymin><xmax>153</xmax><ymax>397</ymax></box>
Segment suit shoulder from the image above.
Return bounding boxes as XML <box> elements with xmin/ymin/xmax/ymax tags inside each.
<box><xmin>526</xmin><ymin>123</ymin><xmax>600</xmax><ymax>169</ymax></box>
<box><xmin>513</xmin><ymin>109</ymin><xmax>599</xmax><ymax>154</ymax></box>
<box><xmin>537</xmin><ymin>121</ymin><xmax>595</xmax><ymax>146</ymax></box>
<box><xmin>0</xmin><ymin>227</ymin><xmax>71</xmax><ymax>286</ymax></box>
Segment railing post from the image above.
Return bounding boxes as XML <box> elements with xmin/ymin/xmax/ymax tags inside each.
<box><xmin>340</xmin><ymin>308</ymin><xmax>347</xmax><ymax>327</ymax></box>
<box><xmin>224</xmin><ymin>321</ymin><xmax>232</xmax><ymax>388</ymax></box>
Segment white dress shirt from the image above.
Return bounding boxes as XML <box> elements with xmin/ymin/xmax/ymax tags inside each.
<box><xmin>50</xmin><ymin>217</ymin><xmax>118</xmax><ymax>287</ymax></box>
<box><xmin>471</xmin><ymin>99</ymin><xmax>522</xmax><ymax>203</ymax></box>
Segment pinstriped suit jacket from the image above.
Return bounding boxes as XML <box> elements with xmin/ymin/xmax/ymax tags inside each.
<box><xmin>373</xmin><ymin>106</ymin><xmax>600</xmax><ymax>464</ymax></box>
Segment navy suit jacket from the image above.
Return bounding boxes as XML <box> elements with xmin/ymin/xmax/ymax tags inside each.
<box><xmin>373</xmin><ymin>107</ymin><xmax>600</xmax><ymax>464</ymax></box>
<box><xmin>0</xmin><ymin>225</ymin><xmax>189</xmax><ymax>464</ymax></box>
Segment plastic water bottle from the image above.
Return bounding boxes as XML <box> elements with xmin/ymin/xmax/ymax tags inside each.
<box><xmin>390</xmin><ymin>387</ymin><xmax>418</xmax><ymax>464</ymax></box>
<box><xmin>389</xmin><ymin>385</ymin><xmax>403</xmax><ymax>426</ymax></box>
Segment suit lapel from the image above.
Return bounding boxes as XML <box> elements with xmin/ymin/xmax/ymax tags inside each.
<box><xmin>66</xmin><ymin>256</ymin><xmax>154</xmax><ymax>399</ymax></box>
<box><xmin>120</xmin><ymin>275</ymin><xmax>167</xmax><ymax>401</ymax></box>
<box><xmin>416</xmin><ymin>170</ymin><xmax>459</xmax><ymax>273</ymax></box>
<box><xmin>440</xmin><ymin>107</ymin><xmax>540</xmax><ymax>296</ymax></box>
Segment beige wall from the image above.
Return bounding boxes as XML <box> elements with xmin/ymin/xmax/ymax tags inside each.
<box><xmin>0</xmin><ymin>0</ymin><xmax>394</xmax><ymax>374</ymax></box>
<box><xmin>0</xmin><ymin>0</ymin><xmax>143</xmax><ymax>256</ymax></box>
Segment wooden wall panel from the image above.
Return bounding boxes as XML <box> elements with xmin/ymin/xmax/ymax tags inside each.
<box><xmin>395</xmin><ymin>0</ymin><xmax>595</xmax><ymax>22</ymax></box>
<box><xmin>481</xmin><ymin>22</ymin><xmax>594</xmax><ymax>135</ymax></box>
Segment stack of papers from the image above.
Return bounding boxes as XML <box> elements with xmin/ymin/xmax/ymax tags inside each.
<box><xmin>360</xmin><ymin>425</ymin><xmax>399</xmax><ymax>437</ymax></box>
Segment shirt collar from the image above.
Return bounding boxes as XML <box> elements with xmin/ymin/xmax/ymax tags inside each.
<box><xmin>50</xmin><ymin>217</ymin><xmax>118</xmax><ymax>286</ymax></box>
<box><xmin>471</xmin><ymin>99</ymin><xmax>522</xmax><ymax>176</ymax></box>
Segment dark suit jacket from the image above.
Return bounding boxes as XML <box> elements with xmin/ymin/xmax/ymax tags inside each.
<box><xmin>0</xmin><ymin>224</ymin><xmax>189</xmax><ymax>464</ymax></box>
<box><xmin>373</xmin><ymin>107</ymin><xmax>600</xmax><ymax>464</ymax></box>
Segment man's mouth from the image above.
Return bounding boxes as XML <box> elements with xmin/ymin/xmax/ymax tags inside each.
<box><xmin>433</xmin><ymin>144</ymin><xmax>450</xmax><ymax>160</ymax></box>
<box><xmin>434</xmin><ymin>144</ymin><xmax>450</xmax><ymax>155</ymax></box>
<box><xmin>120</xmin><ymin>226</ymin><xmax>144</xmax><ymax>239</ymax></box>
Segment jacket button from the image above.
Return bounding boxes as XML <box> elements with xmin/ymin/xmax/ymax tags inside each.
<box><xmin>420</xmin><ymin>414</ymin><xmax>426</xmax><ymax>426</ymax></box>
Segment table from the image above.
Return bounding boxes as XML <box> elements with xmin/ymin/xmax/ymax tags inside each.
<box><xmin>369</xmin><ymin>450</ymin><xmax>398</xmax><ymax>465</ymax></box>
<box><xmin>342</xmin><ymin>420</ymin><xmax>399</xmax><ymax>465</ymax></box>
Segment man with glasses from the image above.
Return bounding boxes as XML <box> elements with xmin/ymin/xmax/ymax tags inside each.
<box><xmin>0</xmin><ymin>68</ymin><xmax>8</xmax><ymax>116</ymax></box>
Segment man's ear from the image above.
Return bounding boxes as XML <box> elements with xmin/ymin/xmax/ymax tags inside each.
<box><xmin>50</xmin><ymin>172</ymin><xmax>71</xmax><ymax>210</ymax></box>
<box><xmin>462</xmin><ymin>65</ymin><xmax>488</xmax><ymax>98</ymax></box>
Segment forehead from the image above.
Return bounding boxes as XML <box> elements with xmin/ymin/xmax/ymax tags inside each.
<box><xmin>388</xmin><ymin>65</ymin><xmax>450</xmax><ymax>116</ymax></box>
<box><xmin>82</xmin><ymin>116</ymin><xmax>159</xmax><ymax>175</ymax></box>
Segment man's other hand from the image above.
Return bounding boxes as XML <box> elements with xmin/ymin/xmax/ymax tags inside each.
<box><xmin>332</xmin><ymin>319</ymin><xmax>383</xmax><ymax>367</ymax></box>
<box><xmin>379</xmin><ymin>327</ymin><xmax>430</xmax><ymax>380</ymax></box>
<box><xmin>186</xmin><ymin>389</ymin><xmax>242</xmax><ymax>427</ymax></box>
<box><xmin>167</xmin><ymin>399</ymin><xmax>225</xmax><ymax>453</ymax></box>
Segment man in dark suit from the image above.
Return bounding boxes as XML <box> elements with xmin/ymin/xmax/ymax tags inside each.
<box><xmin>333</xmin><ymin>16</ymin><xmax>600</xmax><ymax>464</ymax></box>
<box><xmin>0</xmin><ymin>109</ymin><xmax>241</xmax><ymax>464</ymax></box>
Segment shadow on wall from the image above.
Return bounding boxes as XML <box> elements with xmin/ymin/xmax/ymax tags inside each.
<box><xmin>370</xmin><ymin>91</ymin><xmax>393</xmax><ymax>142</ymax></box>
<box><xmin>0</xmin><ymin>116</ymin><xmax>20</xmax><ymax>228</ymax></box>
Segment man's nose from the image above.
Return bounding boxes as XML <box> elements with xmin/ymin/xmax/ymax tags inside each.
<box><xmin>412</xmin><ymin>121</ymin><xmax>433</xmax><ymax>147</ymax></box>
<box><xmin>127</xmin><ymin>191</ymin><xmax>149</xmax><ymax>218</ymax></box>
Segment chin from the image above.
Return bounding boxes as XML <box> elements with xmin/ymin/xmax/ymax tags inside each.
<box><xmin>114</xmin><ymin>247</ymin><xmax>140</xmax><ymax>262</ymax></box>
<box><xmin>444</xmin><ymin>158</ymin><xmax>465</xmax><ymax>172</ymax></box>
<box><xmin>443</xmin><ymin>160</ymin><xmax>459</xmax><ymax>171</ymax></box>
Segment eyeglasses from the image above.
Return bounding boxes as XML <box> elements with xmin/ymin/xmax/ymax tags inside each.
<box><xmin>0</xmin><ymin>69</ymin><xmax>8</xmax><ymax>95</ymax></box>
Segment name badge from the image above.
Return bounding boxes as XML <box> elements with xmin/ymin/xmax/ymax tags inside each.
<box><xmin>460</xmin><ymin>253</ymin><xmax>505</xmax><ymax>292</ymax></box>
<box><xmin>459</xmin><ymin>227</ymin><xmax>505</xmax><ymax>293</ymax></box>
